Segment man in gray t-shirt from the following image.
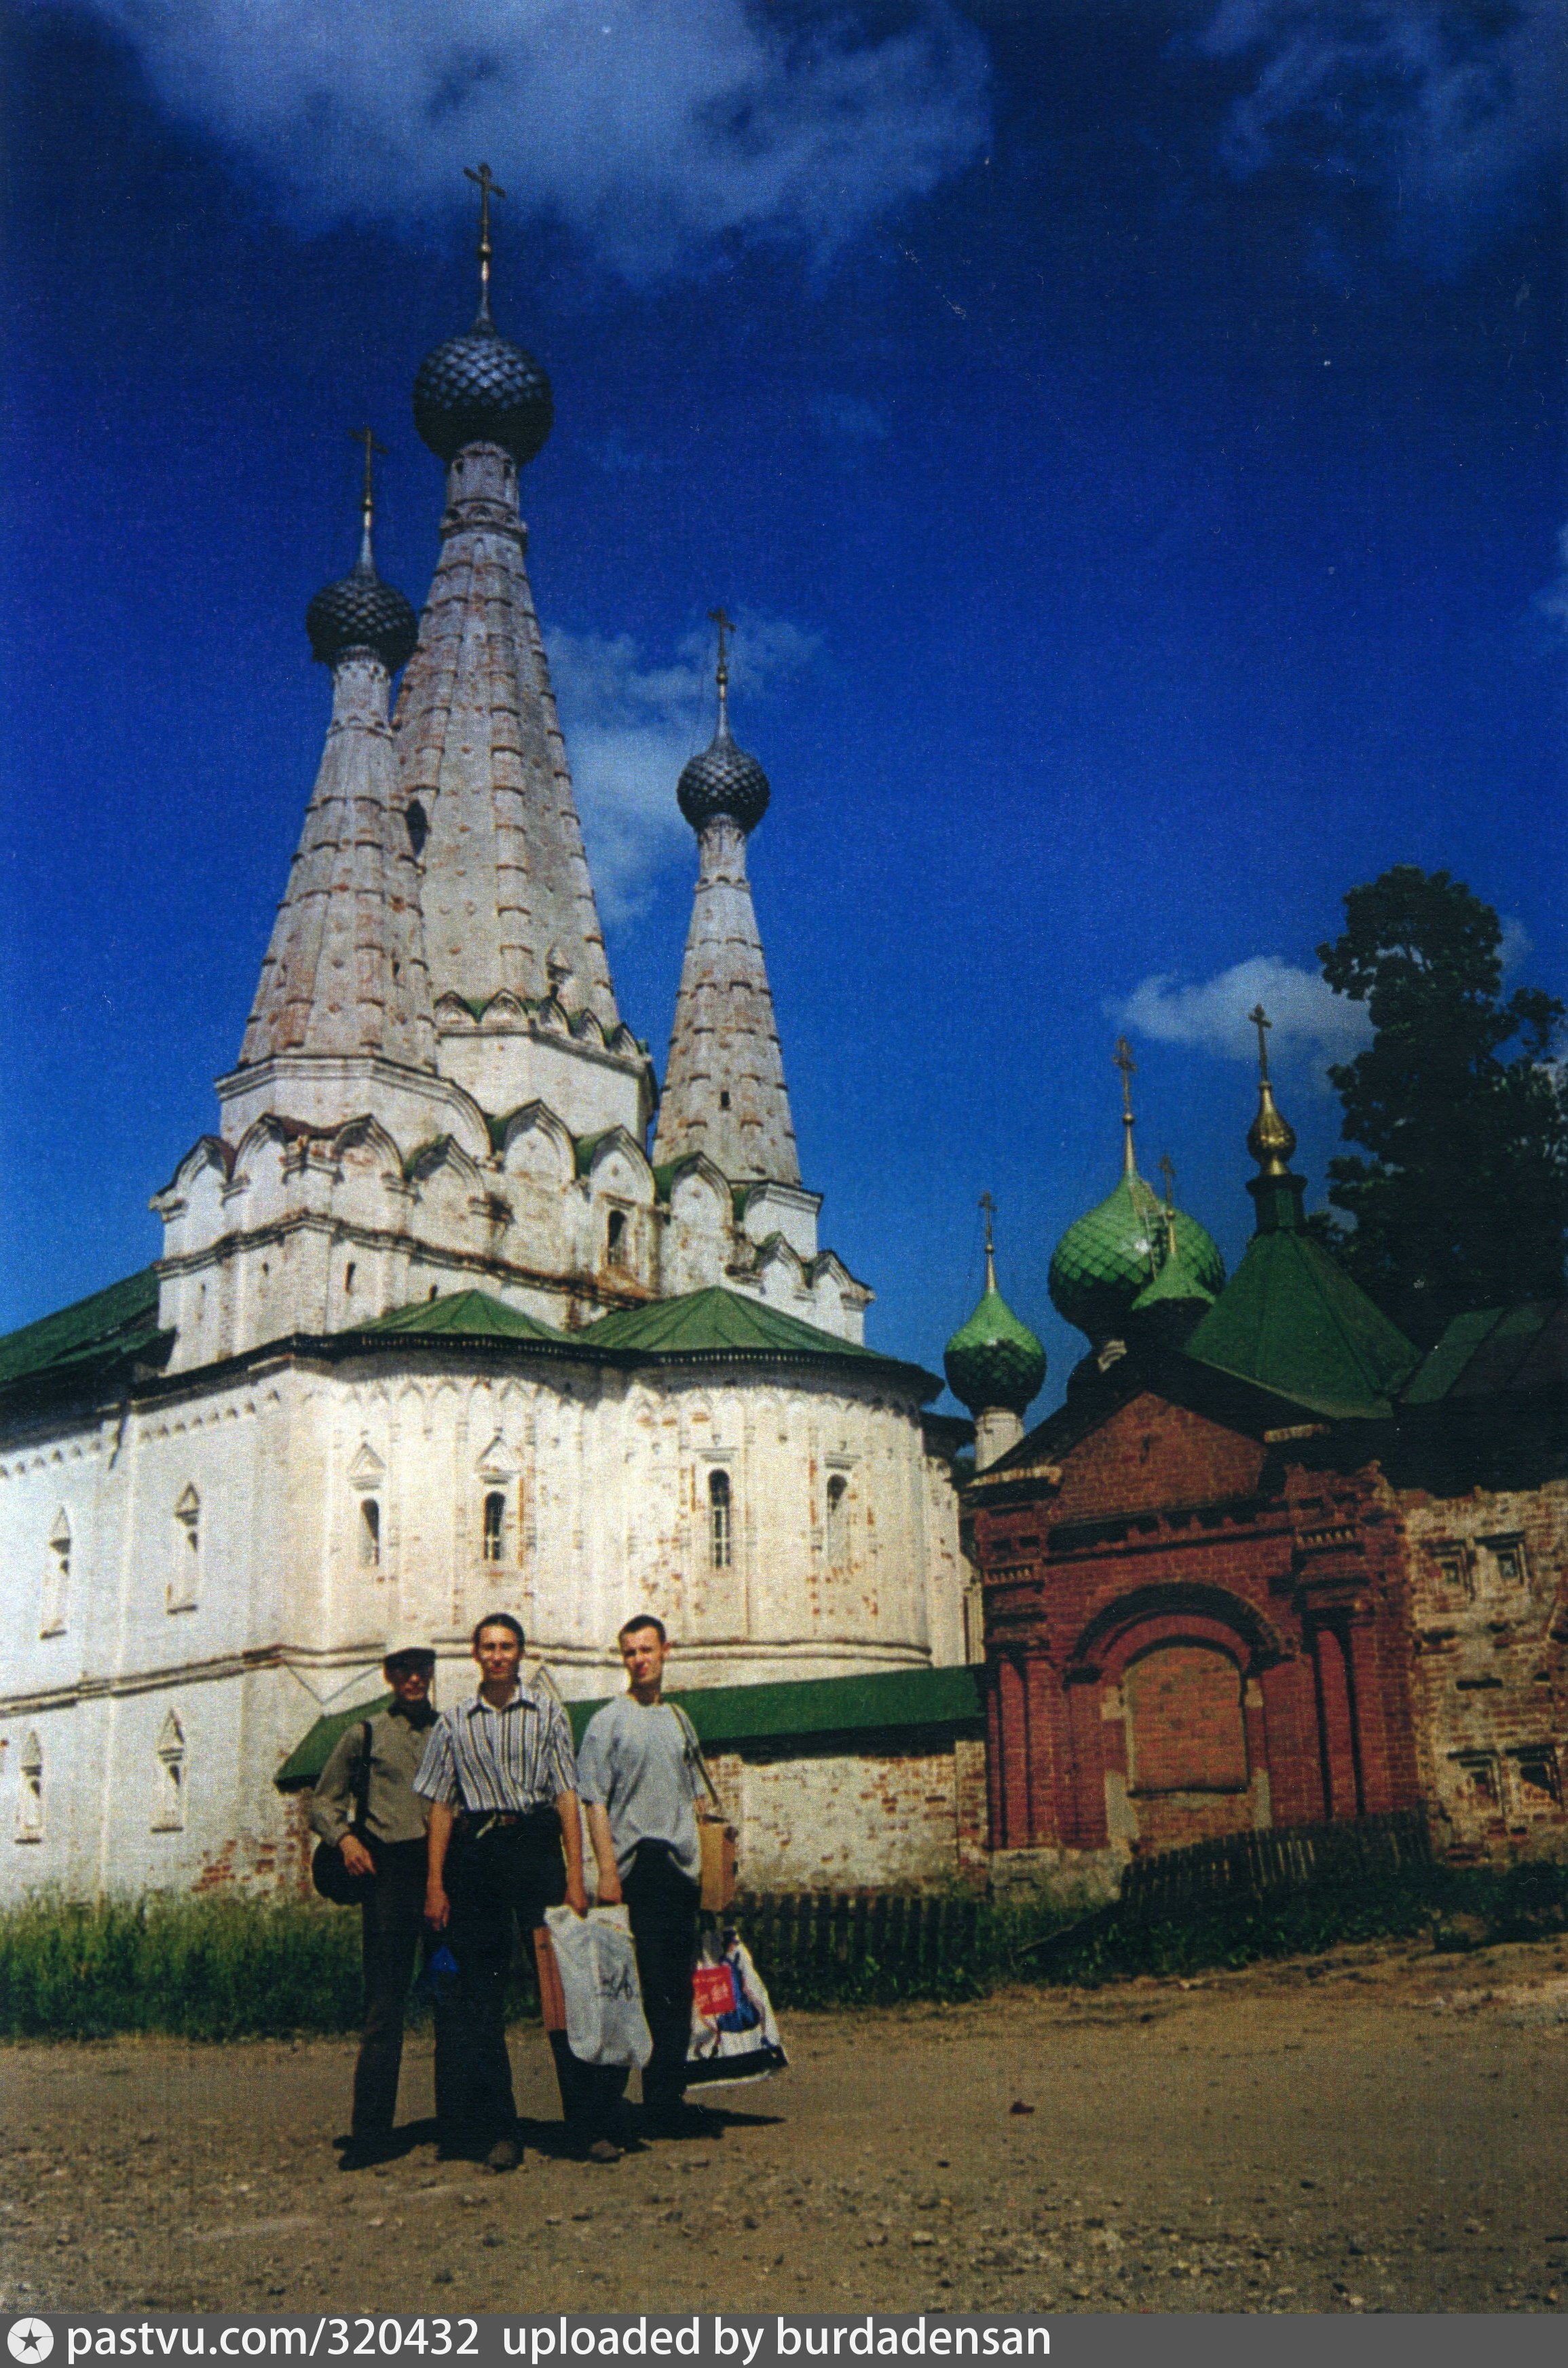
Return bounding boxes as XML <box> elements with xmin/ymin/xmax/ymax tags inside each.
<box><xmin>578</xmin><ymin>1616</ymin><xmax>713</xmax><ymax>2137</ymax></box>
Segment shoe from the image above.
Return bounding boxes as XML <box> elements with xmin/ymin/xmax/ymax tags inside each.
<box><xmin>485</xmin><ymin>2135</ymin><xmax>522</xmax><ymax>2174</ymax></box>
<box><xmin>586</xmin><ymin>2138</ymin><xmax>623</xmax><ymax>2165</ymax></box>
<box><xmin>339</xmin><ymin>2134</ymin><xmax>398</xmax><ymax>2172</ymax></box>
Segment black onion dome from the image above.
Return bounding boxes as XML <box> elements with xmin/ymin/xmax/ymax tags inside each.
<box><xmin>677</xmin><ymin>718</ymin><xmax>771</xmax><ymax>834</ymax></box>
<box><xmin>413</xmin><ymin>316</ymin><xmax>554</xmax><ymax>466</ymax></box>
<box><xmin>306</xmin><ymin>559</ymin><xmax>419</xmax><ymax>673</ymax></box>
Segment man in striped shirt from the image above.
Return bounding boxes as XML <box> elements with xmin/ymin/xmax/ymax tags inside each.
<box><xmin>415</xmin><ymin>1612</ymin><xmax>593</xmax><ymax>2170</ymax></box>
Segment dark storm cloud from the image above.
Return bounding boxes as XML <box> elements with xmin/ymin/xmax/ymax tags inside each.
<box><xmin>73</xmin><ymin>0</ymin><xmax>992</xmax><ymax>278</ymax></box>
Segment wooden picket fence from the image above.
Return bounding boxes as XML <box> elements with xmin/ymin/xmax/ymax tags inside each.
<box><xmin>730</xmin><ymin>1887</ymin><xmax>980</xmax><ymax>1982</ymax></box>
<box><xmin>1115</xmin><ymin>1806</ymin><xmax>1432</xmax><ymax>1925</ymax></box>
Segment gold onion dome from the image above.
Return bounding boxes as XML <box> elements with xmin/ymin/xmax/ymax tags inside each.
<box><xmin>1047</xmin><ymin>1040</ymin><xmax>1224</xmax><ymax>1346</ymax></box>
<box><xmin>944</xmin><ymin>1206</ymin><xmax>1045</xmax><ymax>1417</ymax></box>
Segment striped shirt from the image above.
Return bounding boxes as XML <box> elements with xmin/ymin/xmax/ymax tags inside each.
<box><xmin>413</xmin><ymin>1682</ymin><xmax>578</xmax><ymax>1814</ymax></box>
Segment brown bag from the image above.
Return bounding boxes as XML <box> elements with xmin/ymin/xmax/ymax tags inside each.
<box><xmin>674</xmin><ymin>1706</ymin><xmax>737</xmax><ymax>1913</ymax></box>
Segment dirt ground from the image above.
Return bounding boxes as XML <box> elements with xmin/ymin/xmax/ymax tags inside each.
<box><xmin>3</xmin><ymin>1934</ymin><xmax>1567</xmax><ymax>2320</ymax></box>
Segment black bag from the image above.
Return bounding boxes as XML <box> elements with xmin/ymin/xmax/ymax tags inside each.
<box><xmin>312</xmin><ymin>1721</ymin><xmax>376</xmax><ymax>1906</ymax></box>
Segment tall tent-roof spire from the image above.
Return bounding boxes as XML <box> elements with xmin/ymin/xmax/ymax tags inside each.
<box><xmin>652</xmin><ymin>617</ymin><xmax>799</xmax><ymax>1184</ymax></box>
<box><xmin>396</xmin><ymin>170</ymin><xmax>616</xmax><ymax>1031</ymax></box>
<box><xmin>240</xmin><ymin>438</ymin><xmax>435</xmax><ymax>1071</ymax></box>
<box><xmin>1184</xmin><ymin>1006</ymin><xmax>1420</xmax><ymax>1417</ymax></box>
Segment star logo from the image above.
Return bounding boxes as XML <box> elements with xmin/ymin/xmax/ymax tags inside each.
<box><xmin>7</xmin><ymin>2322</ymin><xmax>54</xmax><ymax>2365</ymax></box>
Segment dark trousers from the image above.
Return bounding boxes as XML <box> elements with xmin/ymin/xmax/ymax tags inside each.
<box><xmin>354</xmin><ymin>1839</ymin><xmax>446</xmax><ymax>2139</ymax></box>
<box><xmin>443</xmin><ymin>1816</ymin><xmax>592</xmax><ymax>2147</ymax></box>
<box><xmin>599</xmin><ymin>1842</ymin><xmax>701</xmax><ymax>2122</ymax></box>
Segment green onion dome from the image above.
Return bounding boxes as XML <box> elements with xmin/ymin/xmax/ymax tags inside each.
<box><xmin>944</xmin><ymin>1284</ymin><xmax>1046</xmax><ymax>1418</ymax></box>
<box><xmin>1049</xmin><ymin>1173</ymin><xmax>1225</xmax><ymax>1347</ymax></box>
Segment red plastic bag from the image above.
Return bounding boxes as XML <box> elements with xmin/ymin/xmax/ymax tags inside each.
<box><xmin>692</xmin><ymin>1961</ymin><xmax>739</xmax><ymax>2019</ymax></box>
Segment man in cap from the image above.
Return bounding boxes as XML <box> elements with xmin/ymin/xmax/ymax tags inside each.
<box><xmin>311</xmin><ymin>1639</ymin><xmax>445</xmax><ymax>2170</ymax></box>
<box><xmin>416</xmin><ymin>1612</ymin><xmax>596</xmax><ymax>2170</ymax></box>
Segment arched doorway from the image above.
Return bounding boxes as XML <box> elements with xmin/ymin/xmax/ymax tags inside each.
<box><xmin>1123</xmin><ymin>1640</ymin><xmax>1252</xmax><ymax>1851</ymax></box>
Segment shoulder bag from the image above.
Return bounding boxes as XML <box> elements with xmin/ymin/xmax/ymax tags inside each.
<box><xmin>671</xmin><ymin>1705</ymin><xmax>737</xmax><ymax>1913</ymax></box>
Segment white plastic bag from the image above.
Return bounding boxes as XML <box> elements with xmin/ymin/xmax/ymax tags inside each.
<box><xmin>686</xmin><ymin>1926</ymin><xmax>788</xmax><ymax>2089</ymax></box>
<box><xmin>544</xmin><ymin>1904</ymin><xmax>653</xmax><ymax>2069</ymax></box>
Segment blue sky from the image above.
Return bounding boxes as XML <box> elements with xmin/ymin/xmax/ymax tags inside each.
<box><xmin>2</xmin><ymin>0</ymin><xmax>1563</xmax><ymax>1414</ymax></box>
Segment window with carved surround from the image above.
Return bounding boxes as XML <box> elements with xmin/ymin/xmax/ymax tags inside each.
<box><xmin>16</xmin><ymin>1733</ymin><xmax>43</xmax><ymax>1843</ymax></box>
<box><xmin>152</xmin><ymin>1710</ymin><xmax>186</xmax><ymax>1832</ymax></box>
<box><xmin>825</xmin><ymin>1473</ymin><xmax>848</xmax><ymax>1568</ymax></box>
<box><xmin>169</xmin><ymin>1485</ymin><xmax>201</xmax><ymax>1612</ymax></box>
<box><xmin>41</xmin><ymin>1509</ymin><xmax>71</xmax><ymax>1637</ymax></box>
<box><xmin>708</xmin><ymin>1470</ymin><xmax>732</xmax><ymax>1570</ymax></box>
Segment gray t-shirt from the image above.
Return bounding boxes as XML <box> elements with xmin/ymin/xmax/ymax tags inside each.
<box><xmin>575</xmin><ymin>1696</ymin><xmax>703</xmax><ymax>1882</ymax></box>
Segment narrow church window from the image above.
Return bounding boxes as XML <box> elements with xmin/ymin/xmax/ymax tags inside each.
<box><xmin>709</xmin><ymin>1470</ymin><xmax>732</xmax><ymax>1570</ymax></box>
<box><xmin>41</xmin><ymin>1509</ymin><xmax>71</xmax><ymax>1638</ymax></box>
<box><xmin>360</xmin><ymin>1498</ymin><xmax>381</xmax><ymax>1568</ymax></box>
<box><xmin>605</xmin><ymin>1210</ymin><xmax>627</xmax><ymax>1269</ymax></box>
<box><xmin>169</xmin><ymin>1485</ymin><xmax>201</xmax><ymax>1612</ymax></box>
<box><xmin>719</xmin><ymin>1091</ymin><xmax>730</xmax><ymax>1110</ymax></box>
<box><xmin>825</xmin><ymin>1474</ymin><xmax>848</xmax><ymax>1567</ymax></box>
<box><xmin>483</xmin><ymin>1490</ymin><xmax>506</xmax><ymax>1564</ymax></box>
<box><xmin>406</xmin><ymin>800</ymin><xmax>429</xmax><ymax>859</ymax></box>
<box><xmin>16</xmin><ymin>1733</ymin><xmax>43</xmax><ymax>1842</ymax></box>
<box><xmin>152</xmin><ymin>1711</ymin><xmax>186</xmax><ymax>1832</ymax></box>
<box><xmin>344</xmin><ymin>1263</ymin><xmax>356</xmax><ymax>1296</ymax></box>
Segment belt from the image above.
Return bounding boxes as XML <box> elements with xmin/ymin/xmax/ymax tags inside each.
<box><xmin>453</xmin><ymin>1806</ymin><xmax>557</xmax><ymax>1838</ymax></box>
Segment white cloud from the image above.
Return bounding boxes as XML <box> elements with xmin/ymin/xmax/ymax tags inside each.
<box><xmin>1112</xmin><ymin>955</ymin><xmax>1372</xmax><ymax>1069</ymax></box>
<box><xmin>83</xmin><ymin>0</ymin><xmax>990</xmax><ymax>280</ymax></box>
<box><xmin>546</xmin><ymin>612</ymin><xmax>819</xmax><ymax>921</ymax></box>
<box><xmin>1197</xmin><ymin>0</ymin><xmax>1566</xmax><ymax>267</ymax></box>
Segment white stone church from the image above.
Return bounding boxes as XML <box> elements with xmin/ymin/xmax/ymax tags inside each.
<box><xmin>0</xmin><ymin>241</ymin><xmax>976</xmax><ymax>1900</ymax></box>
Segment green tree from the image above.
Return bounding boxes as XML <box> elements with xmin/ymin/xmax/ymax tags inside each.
<box><xmin>1317</xmin><ymin>866</ymin><xmax>1568</xmax><ymax>1346</ymax></box>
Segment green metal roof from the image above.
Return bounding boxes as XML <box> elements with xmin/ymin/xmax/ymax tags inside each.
<box><xmin>1401</xmin><ymin>1299</ymin><xmax>1567</xmax><ymax>1407</ymax></box>
<box><xmin>580</xmin><ymin>1285</ymin><xmax>906</xmax><ymax>1371</ymax></box>
<box><xmin>1186</xmin><ymin>1229</ymin><xmax>1421</xmax><ymax>1420</ymax></box>
<box><xmin>0</xmin><ymin>1267</ymin><xmax>169</xmax><ymax>1394</ymax></box>
<box><xmin>358</xmin><ymin>1291</ymin><xmax>565</xmax><ymax>1344</ymax></box>
<box><xmin>276</xmin><ymin>1693</ymin><xmax>393</xmax><ymax>1791</ymax></box>
<box><xmin>276</xmin><ymin>1666</ymin><xmax>982</xmax><ymax>1792</ymax></box>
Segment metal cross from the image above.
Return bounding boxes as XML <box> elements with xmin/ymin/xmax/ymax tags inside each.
<box><xmin>1113</xmin><ymin>1034</ymin><xmax>1136</xmax><ymax>1115</ymax></box>
<box><xmin>708</xmin><ymin>606</ymin><xmax>736</xmax><ymax>683</ymax></box>
<box><xmin>351</xmin><ymin>427</ymin><xmax>388</xmax><ymax>511</ymax></box>
<box><xmin>1248</xmin><ymin>1003</ymin><xmax>1273</xmax><ymax>1080</ymax></box>
<box><xmin>465</xmin><ymin>163</ymin><xmax>506</xmax><ymax>309</ymax></box>
<box><xmin>1158</xmin><ymin>1152</ymin><xmax>1176</xmax><ymax>1209</ymax></box>
<box><xmin>978</xmin><ymin>1190</ymin><xmax>996</xmax><ymax>1257</ymax></box>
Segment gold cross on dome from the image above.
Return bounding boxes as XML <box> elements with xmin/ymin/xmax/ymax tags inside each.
<box><xmin>1158</xmin><ymin>1152</ymin><xmax>1176</xmax><ymax>1209</ymax></box>
<box><xmin>1248</xmin><ymin>1003</ymin><xmax>1273</xmax><ymax>1080</ymax></box>
<box><xmin>465</xmin><ymin>163</ymin><xmax>506</xmax><ymax>311</ymax></box>
<box><xmin>978</xmin><ymin>1191</ymin><xmax>996</xmax><ymax>1256</ymax></box>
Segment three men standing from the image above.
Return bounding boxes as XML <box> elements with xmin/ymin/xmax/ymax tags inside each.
<box><xmin>578</xmin><ymin>1616</ymin><xmax>713</xmax><ymax>2140</ymax></box>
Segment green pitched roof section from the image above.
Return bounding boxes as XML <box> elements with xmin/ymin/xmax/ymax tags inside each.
<box><xmin>574</xmin><ymin>1664</ymin><xmax>984</xmax><ymax>1750</ymax></box>
<box><xmin>276</xmin><ymin>1665</ymin><xmax>982</xmax><ymax>1792</ymax></box>
<box><xmin>1049</xmin><ymin>1173</ymin><xmax>1225</xmax><ymax>1346</ymax></box>
<box><xmin>1401</xmin><ymin>1299</ymin><xmax>1567</xmax><ymax>1406</ymax></box>
<box><xmin>276</xmin><ymin>1694</ymin><xmax>392</xmax><ymax>1791</ymax></box>
<box><xmin>1185</xmin><ymin>1230</ymin><xmax>1421</xmax><ymax>1420</ymax></box>
<box><xmin>359</xmin><ymin>1291</ymin><xmax>565</xmax><ymax>1344</ymax></box>
<box><xmin>944</xmin><ymin>1287</ymin><xmax>1045</xmax><ymax>1416</ymax></box>
<box><xmin>581</xmin><ymin>1286</ymin><xmax>903</xmax><ymax>1371</ymax></box>
<box><xmin>0</xmin><ymin>1266</ymin><xmax>169</xmax><ymax>1392</ymax></box>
